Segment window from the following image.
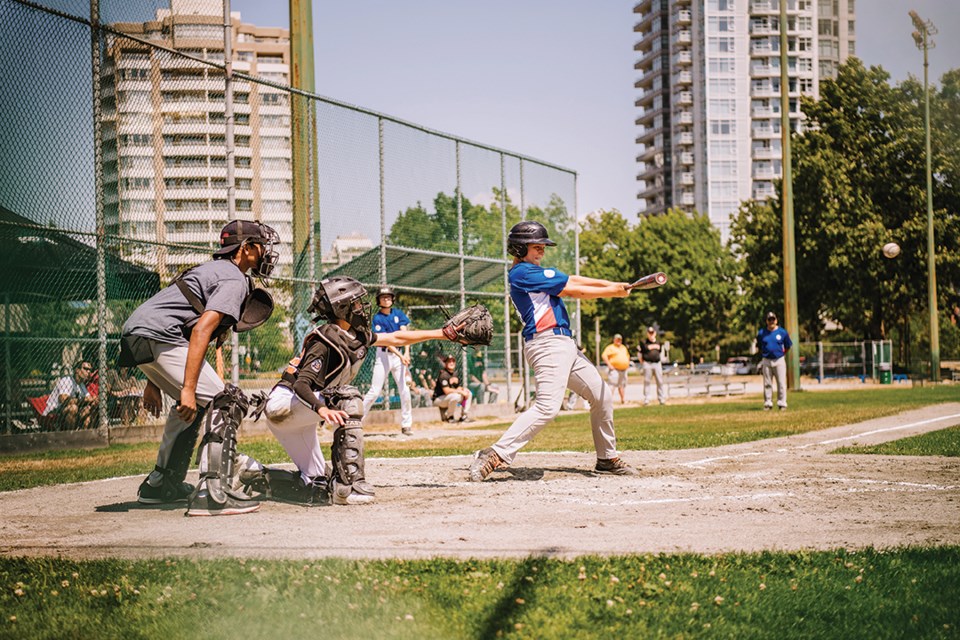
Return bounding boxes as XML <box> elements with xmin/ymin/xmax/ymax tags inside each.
<box><xmin>710</xmin><ymin>120</ymin><xmax>736</xmax><ymax>135</ymax></box>
<box><xmin>260</xmin><ymin>114</ymin><xmax>290</xmax><ymax>127</ymax></box>
<box><xmin>262</xmin><ymin>200</ymin><xmax>292</xmax><ymax>214</ymax></box>
<box><xmin>261</xmin><ymin>157</ymin><xmax>290</xmax><ymax>171</ymax></box>
<box><xmin>260</xmin><ymin>135</ymin><xmax>290</xmax><ymax>150</ymax></box>
<box><xmin>119</xmin><ymin>68</ymin><xmax>150</xmax><ymax>80</ymax></box>
<box><xmin>261</xmin><ymin>179</ymin><xmax>291</xmax><ymax>191</ymax></box>
<box><xmin>175</xmin><ymin>24</ymin><xmax>221</xmax><ymax>39</ymax></box>
<box><xmin>120</xmin><ymin>134</ymin><xmax>152</xmax><ymax>146</ymax></box>
<box><xmin>121</xmin><ymin>177</ymin><xmax>152</xmax><ymax>190</ymax></box>
<box><xmin>257</xmin><ymin>53</ymin><xmax>285</xmax><ymax>64</ymax></box>
<box><xmin>122</xmin><ymin>199</ymin><xmax>154</xmax><ymax>213</ymax></box>
<box><xmin>260</xmin><ymin>93</ymin><xmax>288</xmax><ymax>106</ymax></box>
<box><xmin>164</xmin><ymin>156</ymin><xmax>206</xmax><ymax>168</ymax></box>
<box><xmin>709</xmin><ymin>98</ymin><xmax>736</xmax><ymax>116</ymax></box>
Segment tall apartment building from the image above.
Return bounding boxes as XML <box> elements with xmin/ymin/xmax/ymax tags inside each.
<box><xmin>634</xmin><ymin>0</ymin><xmax>855</xmax><ymax>238</ymax></box>
<box><xmin>101</xmin><ymin>0</ymin><xmax>292</xmax><ymax>277</ymax></box>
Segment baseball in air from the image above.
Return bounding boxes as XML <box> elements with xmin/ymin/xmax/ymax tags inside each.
<box><xmin>882</xmin><ymin>242</ymin><xmax>901</xmax><ymax>259</ymax></box>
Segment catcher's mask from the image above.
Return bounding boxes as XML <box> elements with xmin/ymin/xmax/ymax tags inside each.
<box><xmin>507</xmin><ymin>220</ymin><xmax>556</xmax><ymax>258</ymax></box>
<box><xmin>213</xmin><ymin>220</ymin><xmax>281</xmax><ymax>279</ymax></box>
<box><xmin>309</xmin><ymin>276</ymin><xmax>371</xmax><ymax>331</ymax></box>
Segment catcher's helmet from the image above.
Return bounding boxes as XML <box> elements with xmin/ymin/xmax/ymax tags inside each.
<box><xmin>507</xmin><ymin>220</ymin><xmax>557</xmax><ymax>258</ymax></box>
<box><xmin>309</xmin><ymin>276</ymin><xmax>371</xmax><ymax>331</ymax></box>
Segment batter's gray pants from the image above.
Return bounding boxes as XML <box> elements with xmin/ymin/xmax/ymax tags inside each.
<box><xmin>492</xmin><ymin>333</ymin><xmax>618</xmax><ymax>465</ymax></box>
<box><xmin>642</xmin><ymin>361</ymin><xmax>666</xmax><ymax>405</ymax></box>
<box><xmin>761</xmin><ymin>356</ymin><xmax>787</xmax><ymax>408</ymax></box>
<box><xmin>138</xmin><ymin>341</ymin><xmax>224</xmax><ymax>484</ymax></box>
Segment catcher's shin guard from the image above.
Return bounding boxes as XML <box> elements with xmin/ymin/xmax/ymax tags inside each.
<box><xmin>325</xmin><ymin>386</ymin><xmax>375</xmax><ymax>505</ymax></box>
<box><xmin>190</xmin><ymin>385</ymin><xmax>254</xmax><ymax>507</ymax></box>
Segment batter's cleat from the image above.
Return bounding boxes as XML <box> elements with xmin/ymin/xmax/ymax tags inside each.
<box><xmin>594</xmin><ymin>457</ymin><xmax>639</xmax><ymax>476</ymax></box>
<box><xmin>469</xmin><ymin>447</ymin><xmax>504</xmax><ymax>482</ymax></box>
<box><xmin>185</xmin><ymin>490</ymin><xmax>261</xmax><ymax>517</ymax></box>
<box><xmin>137</xmin><ymin>477</ymin><xmax>194</xmax><ymax>504</ymax></box>
<box><xmin>269</xmin><ymin>475</ymin><xmax>330</xmax><ymax>507</ymax></box>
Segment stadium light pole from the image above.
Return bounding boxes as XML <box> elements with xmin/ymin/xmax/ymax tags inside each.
<box><xmin>779</xmin><ymin>0</ymin><xmax>800</xmax><ymax>390</ymax></box>
<box><xmin>910</xmin><ymin>10</ymin><xmax>939</xmax><ymax>382</ymax></box>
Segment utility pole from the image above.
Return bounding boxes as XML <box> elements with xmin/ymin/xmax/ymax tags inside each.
<box><xmin>910</xmin><ymin>10</ymin><xmax>939</xmax><ymax>382</ymax></box>
<box><xmin>779</xmin><ymin>0</ymin><xmax>800</xmax><ymax>390</ymax></box>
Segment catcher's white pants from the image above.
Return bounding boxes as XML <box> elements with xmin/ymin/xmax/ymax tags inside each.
<box><xmin>263</xmin><ymin>385</ymin><xmax>326</xmax><ymax>480</ymax></box>
<box><xmin>491</xmin><ymin>333</ymin><xmax>618</xmax><ymax>465</ymax></box>
<box><xmin>362</xmin><ymin>349</ymin><xmax>412</xmax><ymax>429</ymax></box>
<box><xmin>137</xmin><ymin>341</ymin><xmax>224</xmax><ymax>485</ymax></box>
<box><xmin>642</xmin><ymin>361</ymin><xmax>666</xmax><ymax>405</ymax></box>
<box><xmin>761</xmin><ymin>356</ymin><xmax>788</xmax><ymax>408</ymax></box>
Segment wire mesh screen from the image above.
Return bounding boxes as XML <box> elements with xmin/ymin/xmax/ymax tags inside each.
<box><xmin>0</xmin><ymin>0</ymin><xmax>578</xmax><ymax>434</ymax></box>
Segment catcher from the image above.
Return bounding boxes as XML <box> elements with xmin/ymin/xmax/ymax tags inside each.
<box><xmin>236</xmin><ymin>277</ymin><xmax>491</xmax><ymax>507</ymax></box>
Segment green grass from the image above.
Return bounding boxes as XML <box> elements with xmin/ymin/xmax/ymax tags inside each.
<box><xmin>834</xmin><ymin>425</ymin><xmax>960</xmax><ymax>457</ymax></box>
<box><xmin>1</xmin><ymin>549</ymin><xmax>958</xmax><ymax>639</ymax></box>
<box><xmin>1</xmin><ymin>386</ymin><xmax>957</xmax><ymax>493</ymax></box>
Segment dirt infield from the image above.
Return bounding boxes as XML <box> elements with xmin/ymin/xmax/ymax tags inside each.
<box><xmin>2</xmin><ymin>403</ymin><xmax>959</xmax><ymax>561</ymax></box>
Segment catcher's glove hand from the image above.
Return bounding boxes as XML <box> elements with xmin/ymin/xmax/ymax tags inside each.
<box><xmin>442</xmin><ymin>304</ymin><xmax>493</xmax><ymax>346</ymax></box>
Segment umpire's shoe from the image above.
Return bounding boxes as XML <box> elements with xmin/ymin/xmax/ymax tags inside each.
<box><xmin>267</xmin><ymin>471</ymin><xmax>331</xmax><ymax>507</ymax></box>
<box><xmin>468</xmin><ymin>447</ymin><xmax>505</xmax><ymax>482</ymax></box>
<box><xmin>594</xmin><ymin>457</ymin><xmax>639</xmax><ymax>476</ymax></box>
<box><xmin>137</xmin><ymin>477</ymin><xmax>194</xmax><ymax>504</ymax></box>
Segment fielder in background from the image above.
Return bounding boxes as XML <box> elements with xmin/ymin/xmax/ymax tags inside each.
<box><xmin>757</xmin><ymin>311</ymin><xmax>793</xmax><ymax>410</ymax></box>
<box><xmin>639</xmin><ymin>326</ymin><xmax>666</xmax><ymax>406</ymax></box>
<box><xmin>469</xmin><ymin>220</ymin><xmax>638</xmax><ymax>481</ymax></box>
<box><xmin>119</xmin><ymin>220</ymin><xmax>279</xmax><ymax>515</ymax></box>
<box><xmin>361</xmin><ymin>286</ymin><xmax>415</xmax><ymax>435</ymax></box>
<box><xmin>237</xmin><ymin>277</ymin><xmax>460</xmax><ymax>507</ymax></box>
<box><xmin>601</xmin><ymin>333</ymin><xmax>631</xmax><ymax>404</ymax></box>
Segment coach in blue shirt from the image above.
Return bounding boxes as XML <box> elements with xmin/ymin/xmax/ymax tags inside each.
<box><xmin>756</xmin><ymin>311</ymin><xmax>793</xmax><ymax>410</ymax></box>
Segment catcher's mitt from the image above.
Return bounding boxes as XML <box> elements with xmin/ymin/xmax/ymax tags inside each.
<box><xmin>442</xmin><ymin>304</ymin><xmax>493</xmax><ymax>346</ymax></box>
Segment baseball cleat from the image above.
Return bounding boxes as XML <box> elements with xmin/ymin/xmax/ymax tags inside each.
<box><xmin>468</xmin><ymin>447</ymin><xmax>504</xmax><ymax>482</ymax></box>
<box><xmin>185</xmin><ymin>490</ymin><xmax>261</xmax><ymax>517</ymax></box>
<box><xmin>137</xmin><ymin>477</ymin><xmax>194</xmax><ymax>504</ymax></box>
<box><xmin>594</xmin><ymin>457</ymin><xmax>639</xmax><ymax>476</ymax></box>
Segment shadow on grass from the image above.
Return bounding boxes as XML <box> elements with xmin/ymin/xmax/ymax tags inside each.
<box><xmin>475</xmin><ymin>557</ymin><xmax>542</xmax><ymax>640</ymax></box>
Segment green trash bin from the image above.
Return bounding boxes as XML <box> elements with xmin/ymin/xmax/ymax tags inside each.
<box><xmin>879</xmin><ymin>363</ymin><xmax>892</xmax><ymax>384</ymax></box>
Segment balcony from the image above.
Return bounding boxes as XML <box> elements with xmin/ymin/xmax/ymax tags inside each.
<box><xmin>680</xmin><ymin>172</ymin><xmax>694</xmax><ymax>185</ymax></box>
<box><xmin>678</xmin><ymin>132</ymin><xmax>694</xmax><ymax>145</ymax></box>
<box><xmin>677</xmin><ymin>91</ymin><xmax>693</xmax><ymax>105</ymax></box>
<box><xmin>752</xmin><ymin>145</ymin><xmax>781</xmax><ymax>159</ymax></box>
<box><xmin>680</xmin><ymin>191</ymin><xmax>695</xmax><ymax>206</ymax></box>
<box><xmin>677</xmin><ymin>9</ymin><xmax>691</xmax><ymax>24</ymax></box>
<box><xmin>678</xmin><ymin>110</ymin><xmax>693</xmax><ymax>125</ymax></box>
<box><xmin>676</xmin><ymin>70</ymin><xmax>693</xmax><ymax>85</ymax></box>
<box><xmin>676</xmin><ymin>30</ymin><xmax>692</xmax><ymax>44</ymax></box>
<box><xmin>680</xmin><ymin>152</ymin><xmax>694</xmax><ymax>165</ymax></box>
<box><xmin>674</xmin><ymin>50</ymin><xmax>692</xmax><ymax>66</ymax></box>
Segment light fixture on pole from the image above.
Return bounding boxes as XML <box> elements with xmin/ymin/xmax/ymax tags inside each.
<box><xmin>909</xmin><ymin>10</ymin><xmax>939</xmax><ymax>382</ymax></box>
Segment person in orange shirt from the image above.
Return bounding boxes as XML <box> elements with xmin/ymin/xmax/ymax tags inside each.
<box><xmin>602</xmin><ymin>334</ymin><xmax>631</xmax><ymax>404</ymax></box>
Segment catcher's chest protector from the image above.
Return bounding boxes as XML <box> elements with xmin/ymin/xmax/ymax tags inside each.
<box><xmin>282</xmin><ymin>324</ymin><xmax>370</xmax><ymax>389</ymax></box>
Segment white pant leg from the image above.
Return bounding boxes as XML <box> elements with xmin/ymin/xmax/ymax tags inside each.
<box><xmin>566</xmin><ymin>349</ymin><xmax>617</xmax><ymax>460</ymax></box>
<box><xmin>263</xmin><ymin>386</ymin><xmax>327</xmax><ymax>478</ymax></box>
<box><xmin>642</xmin><ymin>362</ymin><xmax>654</xmax><ymax>405</ymax></box>
<box><xmin>653</xmin><ymin>362</ymin><xmax>665</xmax><ymax>404</ymax></box>
<box><xmin>386</xmin><ymin>354</ymin><xmax>413</xmax><ymax>429</ymax></box>
<box><xmin>362</xmin><ymin>351</ymin><xmax>389</xmax><ymax>416</ymax></box>
<box><xmin>761</xmin><ymin>358</ymin><xmax>775</xmax><ymax>407</ymax></box>
<box><xmin>773</xmin><ymin>357</ymin><xmax>788</xmax><ymax>407</ymax></box>
<box><xmin>492</xmin><ymin>334</ymin><xmax>579</xmax><ymax>464</ymax></box>
<box><xmin>138</xmin><ymin>341</ymin><xmax>224</xmax><ymax>477</ymax></box>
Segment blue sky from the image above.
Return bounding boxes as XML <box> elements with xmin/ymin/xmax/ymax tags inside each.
<box><xmin>234</xmin><ymin>1</ymin><xmax>957</xmax><ymax>220</ymax></box>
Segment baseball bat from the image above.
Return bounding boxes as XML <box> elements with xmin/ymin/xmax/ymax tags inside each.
<box><xmin>626</xmin><ymin>272</ymin><xmax>668</xmax><ymax>291</ymax></box>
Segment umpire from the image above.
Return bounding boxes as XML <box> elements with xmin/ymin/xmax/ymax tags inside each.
<box><xmin>119</xmin><ymin>220</ymin><xmax>279</xmax><ymax>506</ymax></box>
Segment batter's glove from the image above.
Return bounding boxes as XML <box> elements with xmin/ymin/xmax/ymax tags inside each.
<box><xmin>442</xmin><ymin>304</ymin><xmax>493</xmax><ymax>346</ymax></box>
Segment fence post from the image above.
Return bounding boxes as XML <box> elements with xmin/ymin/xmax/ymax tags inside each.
<box><xmin>223</xmin><ymin>0</ymin><xmax>240</xmax><ymax>385</ymax></box>
<box><xmin>817</xmin><ymin>340</ymin><xmax>823</xmax><ymax>382</ymax></box>
<box><xmin>91</xmin><ymin>0</ymin><xmax>109</xmax><ymax>439</ymax></box>
<box><xmin>500</xmin><ymin>152</ymin><xmax>511</xmax><ymax>406</ymax></box>
<box><xmin>573</xmin><ymin>173</ymin><xmax>581</xmax><ymax>341</ymax></box>
<box><xmin>861</xmin><ymin>341</ymin><xmax>866</xmax><ymax>380</ymax></box>
<box><xmin>455</xmin><ymin>141</ymin><xmax>466</xmax><ymax>383</ymax></box>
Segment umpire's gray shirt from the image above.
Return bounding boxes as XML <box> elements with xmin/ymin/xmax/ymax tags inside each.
<box><xmin>122</xmin><ymin>259</ymin><xmax>250</xmax><ymax>346</ymax></box>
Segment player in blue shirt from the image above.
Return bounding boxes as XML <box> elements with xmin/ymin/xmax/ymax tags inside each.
<box><xmin>469</xmin><ymin>221</ymin><xmax>639</xmax><ymax>481</ymax></box>
<box><xmin>756</xmin><ymin>311</ymin><xmax>793</xmax><ymax>410</ymax></box>
<box><xmin>361</xmin><ymin>286</ymin><xmax>415</xmax><ymax>434</ymax></box>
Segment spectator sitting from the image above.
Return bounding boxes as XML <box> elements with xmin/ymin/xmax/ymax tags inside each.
<box><xmin>103</xmin><ymin>366</ymin><xmax>145</xmax><ymax>424</ymax></box>
<box><xmin>42</xmin><ymin>360</ymin><xmax>97</xmax><ymax>430</ymax></box>
<box><xmin>432</xmin><ymin>355</ymin><xmax>474</xmax><ymax>423</ymax></box>
<box><xmin>468</xmin><ymin>350</ymin><xmax>500</xmax><ymax>405</ymax></box>
<box><xmin>406</xmin><ymin>368</ymin><xmax>434</xmax><ymax>408</ymax></box>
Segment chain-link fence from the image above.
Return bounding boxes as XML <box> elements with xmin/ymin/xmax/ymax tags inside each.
<box><xmin>796</xmin><ymin>340</ymin><xmax>895</xmax><ymax>382</ymax></box>
<box><xmin>0</xmin><ymin>0</ymin><xmax>579</xmax><ymax>437</ymax></box>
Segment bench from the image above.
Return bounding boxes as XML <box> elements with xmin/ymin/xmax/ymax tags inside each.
<box><xmin>665</xmin><ymin>374</ymin><xmax>746</xmax><ymax>398</ymax></box>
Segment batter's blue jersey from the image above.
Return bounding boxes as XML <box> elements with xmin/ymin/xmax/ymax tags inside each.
<box><xmin>509</xmin><ymin>262</ymin><xmax>570</xmax><ymax>340</ymax></box>
<box><xmin>372</xmin><ymin>309</ymin><xmax>410</xmax><ymax>334</ymax></box>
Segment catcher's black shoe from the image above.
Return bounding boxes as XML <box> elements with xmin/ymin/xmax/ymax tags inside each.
<box><xmin>185</xmin><ymin>490</ymin><xmax>261</xmax><ymax>517</ymax></box>
<box><xmin>594</xmin><ymin>457</ymin><xmax>639</xmax><ymax>476</ymax></box>
<box><xmin>137</xmin><ymin>477</ymin><xmax>194</xmax><ymax>504</ymax></box>
<box><xmin>264</xmin><ymin>469</ymin><xmax>330</xmax><ymax>507</ymax></box>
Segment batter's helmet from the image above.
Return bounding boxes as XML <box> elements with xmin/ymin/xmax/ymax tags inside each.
<box><xmin>507</xmin><ymin>220</ymin><xmax>556</xmax><ymax>258</ymax></box>
<box><xmin>309</xmin><ymin>276</ymin><xmax>371</xmax><ymax>331</ymax></box>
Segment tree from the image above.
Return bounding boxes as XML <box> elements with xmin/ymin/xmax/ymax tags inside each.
<box><xmin>580</xmin><ymin>208</ymin><xmax>738</xmax><ymax>362</ymax></box>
